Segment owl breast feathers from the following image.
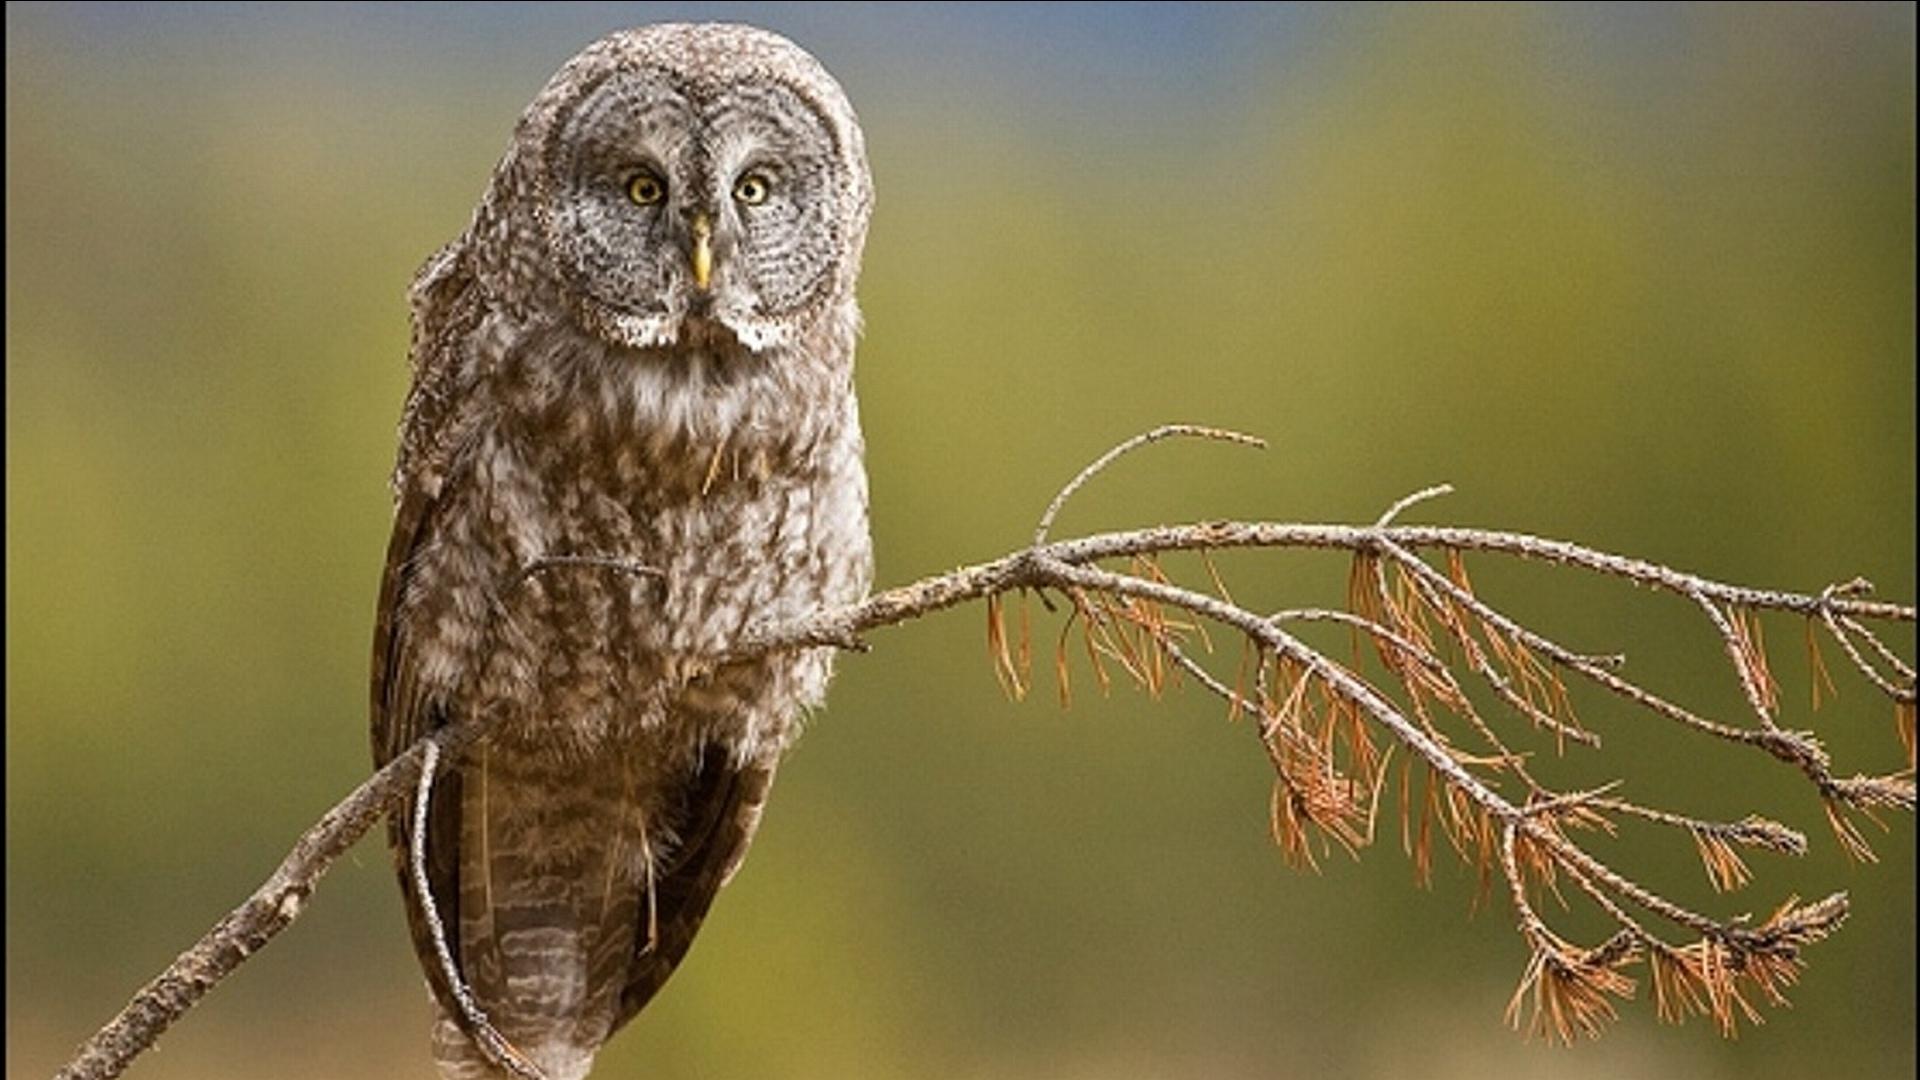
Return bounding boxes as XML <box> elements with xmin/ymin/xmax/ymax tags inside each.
<box><xmin>370</xmin><ymin>23</ymin><xmax>873</xmax><ymax>1080</ymax></box>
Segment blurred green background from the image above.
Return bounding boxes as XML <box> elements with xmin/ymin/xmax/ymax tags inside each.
<box><xmin>8</xmin><ymin>3</ymin><xmax>1913</xmax><ymax>1078</ymax></box>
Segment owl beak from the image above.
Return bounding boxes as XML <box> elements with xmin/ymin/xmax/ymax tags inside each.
<box><xmin>690</xmin><ymin>212</ymin><xmax>714</xmax><ymax>292</ymax></box>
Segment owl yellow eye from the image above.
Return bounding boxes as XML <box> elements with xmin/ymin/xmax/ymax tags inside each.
<box><xmin>626</xmin><ymin>172</ymin><xmax>665</xmax><ymax>206</ymax></box>
<box><xmin>733</xmin><ymin>172</ymin><xmax>771</xmax><ymax>205</ymax></box>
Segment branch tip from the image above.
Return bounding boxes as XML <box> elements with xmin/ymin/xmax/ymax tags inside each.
<box><xmin>1032</xmin><ymin>423</ymin><xmax>1265</xmax><ymax>547</ymax></box>
<box><xmin>1375</xmin><ymin>483</ymin><xmax>1455</xmax><ymax>528</ymax></box>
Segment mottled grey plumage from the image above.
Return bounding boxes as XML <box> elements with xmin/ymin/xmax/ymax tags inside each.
<box><xmin>371</xmin><ymin>24</ymin><xmax>873</xmax><ymax>1080</ymax></box>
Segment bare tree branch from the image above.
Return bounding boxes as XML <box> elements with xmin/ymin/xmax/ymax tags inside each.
<box><xmin>52</xmin><ymin>720</ymin><xmax>487</xmax><ymax>1080</ymax></box>
<box><xmin>55</xmin><ymin>432</ymin><xmax>1915</xmax><ymax>1077</ymax></box>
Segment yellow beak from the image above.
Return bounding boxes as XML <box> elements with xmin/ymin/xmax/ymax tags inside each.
<box><xmin>690</xmin><ymin>212</ymin><xmax>713</xmax><ymax>291</ymax></box>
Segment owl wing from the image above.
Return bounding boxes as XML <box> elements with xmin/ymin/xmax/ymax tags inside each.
<box><xmin>610</xmin><ymin>749</ymin><xmax>778</xmax><ymax>1032</ymax></box>
<box><xmin>371</xmin><ymin>240</ymin><xmax>487</xmax><ymax>1035</ymax></box>
<box><xmin>371</xmin><ymin>479</ymin><xmax>473</xmax><ymax>1023</ymax></box>
<box><xmin>373</xmin><ymin>238</ymin><xmax>487</xmax><ymax>774</ymax></box>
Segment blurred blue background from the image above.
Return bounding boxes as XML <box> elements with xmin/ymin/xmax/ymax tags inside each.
<box><xmin>8</xmin><ymin>4</ymin><xmax>1913</xmax><ymax>1078</ymax></box>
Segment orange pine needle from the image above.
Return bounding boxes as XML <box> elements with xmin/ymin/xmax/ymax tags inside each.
<box><xmin>1824</xmin><ymin>799</ymin><xmax>1880</xmax><ymax>864</ymax></box>
<box><xmin>1053</xmin><ymin>611</ymin><xmax>1076</xmax><ymax>710</ymax></box>
<box><xmin>1804</xmin><ymin>619</ymin><xmax>1840</xmax><ymax>711</ymax></box>
<box><xmin>1650</xmin><ymin>944</ymin><xmax>1710</xmax><ymax>1026</ymax></box>
<box><xmin>1691</xmin><ymin>828</ymin><xmax>1753</xmax><ymax>893</ymax></box>
<box><xmin>1507</xmin><ymin>934</ymin><xmax>1636</xmax><ymax>1045</ymax></box>
<box><xmin>985</xmin><ymin>594</ymin><xmax>1025</xmax><ymax>700</ymax></box>
<box><xmin>1729</xmin><ymin>606</ymin><xmax>1781</xmax><ymax>717</ymax></box>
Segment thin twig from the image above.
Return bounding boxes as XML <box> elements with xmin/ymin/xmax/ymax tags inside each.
<box><xmin>412</xmin><ymin>742</ymin><xmax>546</xmax><ymax>1080</ymax></box>
<box><xmin>1818</xmin><ymin>590</ymin><xmax>1919</xmax><ymax>703</ymax></box>
<box><xmin>1838</xmin><ymin>612</ymin><xmax>1916</xmax><ymax>685</ymax></box>
<box><xmin>1375</xmin><ymin>483</ymin><xmax>1454</xmax><ymax>528</ymax></box>
<box><xmin>1031</xmin><ymin>424</ymin><xmax>1265</xmax><ymax>547</ymax></box>
<box><xmin>1690</xmin><ymin>592</ymin><xmax>1782</xmax><ymax>729</ymax></box>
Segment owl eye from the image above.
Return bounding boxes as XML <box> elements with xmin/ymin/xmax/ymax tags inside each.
<box><xmin>626</xmin><ymin>172</ymin><xmax>666</xmax><ymax>206</ymax></box>
<box><xmin>733</xmin><ymin>172</ymin><xmax>772</xmax><ymax>206</ymax></box>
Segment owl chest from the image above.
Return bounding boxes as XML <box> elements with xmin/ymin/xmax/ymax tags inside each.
<box><xmin>407</xmin><ymin>431</ymin><xmax>839</xmax><ymax>751</ymax></box>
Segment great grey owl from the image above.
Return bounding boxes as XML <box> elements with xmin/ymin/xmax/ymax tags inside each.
<box><xmin>371</xmin><ymin>24</ymin><xmax>872</xmax><ymax>1080</ymax></box>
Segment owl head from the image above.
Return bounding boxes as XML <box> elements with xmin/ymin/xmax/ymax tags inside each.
<box><xmin>471</xmin><ymin>24</ymin><xmax>873</xmax><ymax>355</ymax></box>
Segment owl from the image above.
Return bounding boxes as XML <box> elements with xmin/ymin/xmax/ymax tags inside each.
<box><xmin>370</xmin><ymin>24</ymin><xmax>873</xmax><ymax>1080</ymax></box>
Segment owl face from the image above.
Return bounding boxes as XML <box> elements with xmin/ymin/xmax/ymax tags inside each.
<box><xmin>541</xmin><ymin>65</ymin><xmax>850</xmax><ymax>353</ymax></box>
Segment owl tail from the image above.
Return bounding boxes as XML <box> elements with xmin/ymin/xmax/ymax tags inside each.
<box><xmin>430</xmin><ymin>1004</ymin><xmax>595</xmax><ymax>1080</ymax></box>
<box><xmin>427</xmin><ymin>743</ymin><xmax>653</xmax><ymax>1080</ymax></box>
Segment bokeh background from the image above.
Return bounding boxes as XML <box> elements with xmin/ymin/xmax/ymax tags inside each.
<box><xmin>8</xmin><ymin>4</ymin><xmax>1914</xmax><ymax>1079</ymax></box>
